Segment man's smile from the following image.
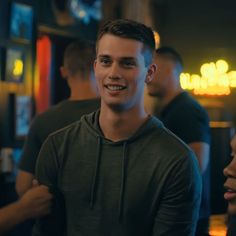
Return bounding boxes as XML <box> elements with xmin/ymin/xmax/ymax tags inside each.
<box><xmin>105</xmin><ymin>84</ymin><xmax>127</xmax><ymax>91</ymax></box>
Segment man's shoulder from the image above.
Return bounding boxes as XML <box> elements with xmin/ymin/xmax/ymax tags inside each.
<box><xmin>179</xmin><ymin>93</ymin><xmax>206</xmax><ymax>112</ymax></box>
<box><xmin>31</xmin><ymin>99</ymin><xmax>99</xmax><ymax>128</ymax></box>
<box><xmin>48</xmin><ymin>118</ymin><xmax>83</xmax><ymax>139</ymax></box>
<box><xmin>32</xmin><ymin>102</ymin><xmax>66</xmax><ymax>124</ymax></box>
<box><xmin>149</xmin><ymin>121</ymin><xmax>192</xmax><ymax>154</ymax></box>
<box><xmin>166</xmin><ymin>92</ymin><xmax>208</xmax><ymax>119</ymax></box>
<box><xmin>146</xmin><ymin>124</ymin><xmax>198</xmax><ymax>174</ymax></box>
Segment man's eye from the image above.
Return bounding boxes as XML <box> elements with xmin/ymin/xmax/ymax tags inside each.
<box><xmin>122</xmin><ymin>61</ymin><xmax>135</xmax><ymax>67</ymax></box>
<box><xmin>100</xmin><ymin>58</ymin><xmax>111</xmax><ymax>65</ymax></box>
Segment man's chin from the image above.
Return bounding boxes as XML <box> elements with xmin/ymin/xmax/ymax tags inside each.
<box><xmin>147</xmin><ymin>92</ymin><xmax>161</xmax><ymax>98</ymax></box>
<box><xmin>228</xmin><ymin>204</ymin><xmax>236</xmax><ymax>215</ymax></box>
<box><xmin>102</xmin><ymin>102</ymin><xmax>126</xmax><ymax>112</ymax></box>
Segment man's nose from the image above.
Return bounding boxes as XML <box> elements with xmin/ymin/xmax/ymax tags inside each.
<box><xmin>223</xmin><ymin>160</ymin><xmax>236</xmax><ymax>177</ymax></box>
<box><xmin>108</xmin><ymin>63</ymin><xmax>121</xmax><ymax>80</ymax></box>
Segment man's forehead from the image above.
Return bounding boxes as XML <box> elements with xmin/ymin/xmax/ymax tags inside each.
<box><xmin>98</xmin><ymin>34</ymin><xmax>143</xmax><ymax>49</ymax></box>
<box><xmin>98</xmin><ymin>53</ymin><xmax>138</xmax><ymax>60</ymax></box>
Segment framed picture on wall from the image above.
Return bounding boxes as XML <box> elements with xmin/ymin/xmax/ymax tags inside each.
<box><xmin>5</xmin><ymin>46</ymin><xmax>25</xmax><ymax>83</ymax></box>
<box><xmin>14</xmin><ymin>95</ymin><xmax>32</xmax><ymax>139</ymax></box>
<box><xmin>9</xmin><ymin>2</ymin><xmax>33</xmax><ymax>43</ymax></box>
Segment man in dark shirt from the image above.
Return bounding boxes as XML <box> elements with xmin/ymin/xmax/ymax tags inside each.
<box><xmin>32</xmin><ymin>19</ymin><xmax>202</xmax><ymax>236</ymax></box>
<box><xmin>16</xmin><ymin>39</ymin><xmax>100</xmax><ymax>196</ymax></box>
<box><xmin>147</xmin><ymin>46</ymin><xmax>211</xmax><ymax>236</ymax></box>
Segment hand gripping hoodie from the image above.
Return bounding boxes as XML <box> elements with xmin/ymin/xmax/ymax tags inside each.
<box><xmin>33</xmin><ymin>110</ymin><xmax>202</xmax><ymax>236</ymax></box>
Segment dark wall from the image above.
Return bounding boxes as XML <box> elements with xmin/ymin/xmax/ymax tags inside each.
<box><xmin>151</xmin><ymin>0</ymin><xmax>236</xmax><ymax>73</ymax></box>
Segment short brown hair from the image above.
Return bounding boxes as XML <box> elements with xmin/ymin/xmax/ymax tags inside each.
<box><xmin>96</xmin><ymin>19</ymin><xmax>155</xmax><ymax>66</ymax></box>
<box><xmin>64</xmin><ymin>39</ymin><xmax>95</xmax><ymax>77</ymax></box>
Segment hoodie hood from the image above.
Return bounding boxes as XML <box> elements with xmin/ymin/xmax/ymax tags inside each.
<box><xmin>80</xmin><ymin>110</ymin><xmax>164</xmax><ymax>221</ymax></box>
<box><xmin>81</xmin><ymin>109</ymin><xmax>164</xmax><ymax>143</ymax></box>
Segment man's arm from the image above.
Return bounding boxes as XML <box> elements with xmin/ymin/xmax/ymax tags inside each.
<box><xmin>16</xmin><ymin>170</ymin><xmax>34</xmax><ymax>197</ymax></box>
<box><xmin>0</xmin><ymin>183</ymin><xmax>52</xmax><ymax>234</ymax></box>
<box><xmin>32</xmin><ymin>135</ymin><xmax>66</xmax><ymax>236</ymax></box>
<box><xmin>152</xmin><ymin>152</ymin><xmax>202</xmax><ymax>235</ymax></box>
<box><xmin>189</xmin><ymin>142</ymin><xmax>210</xmax><ymax>174</ymax></box>
<box><xmin>16</xmin><ymin>118</ymin><xmax>43</xmax><ymax>196</ymax></box>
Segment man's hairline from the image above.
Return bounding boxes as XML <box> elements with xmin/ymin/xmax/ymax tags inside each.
<box><xmin>155</xmin><ymin>54</ymin><xmax>183</xmax><ymax>71</ymax></box>
<box><xmin>96</xmin><ymin>33</ymin><xmax>154</xmax><ymax>66</ymax></box>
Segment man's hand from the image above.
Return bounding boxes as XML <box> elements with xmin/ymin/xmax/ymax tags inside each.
<box><xmin>18</xmin><ymin>180</ymin><xmax>53</xmax><ymax>219</ymax></box>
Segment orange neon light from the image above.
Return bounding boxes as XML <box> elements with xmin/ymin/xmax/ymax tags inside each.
<box><xmin>208</xmin><ymin>229</ymin><xmax>226</xmax><ymax>236</ymax></box>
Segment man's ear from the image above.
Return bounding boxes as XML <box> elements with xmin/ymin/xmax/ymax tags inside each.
<box><xmin>93</xmin><ymin>59</ymin><xmax>97</xmax><ymax>71</ymax></box>
<box><xmin>145</xmin><ymin>63</ymin><xmax>157</xmax><ymax>84</ymax></box>
<box><xmin>60</xmin><ymin>66</ymin><xmax>68</xmax><ymax>79</ymax></box>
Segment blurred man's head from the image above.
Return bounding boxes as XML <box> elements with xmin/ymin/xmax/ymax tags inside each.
<box><xmin>60</xmin><ymin>39</ymin><xmax>98</xmax><ymax>100</ymax></box>
<box><xmin>224</xmin><ymin>134</ymin><xmax>236</xmax><ymax>215</ymax></box>
<box><xmin>147</xmin><ymin>46</ymin><xmax>183</xmax><ymax>99</ymax></box>
<box><xmin>61</xmin><ymin>39</ymin><xmax>95</xmax><ymax>79</ymax></box>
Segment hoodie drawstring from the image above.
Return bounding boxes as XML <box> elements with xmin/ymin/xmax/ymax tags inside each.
<box><xmin>90</xmin><ymin>137</ymin><xmax>128</xmax><ymax>223</ymax></box>
<box><xmin>90</xmin><ymin>136</ymin><xmax>102</xmax><ymax>209</ymax></box>
<box><xmin>118</xmin><ymin>141</ymin><xmax>128</xmax><ymax>222</ymax></box>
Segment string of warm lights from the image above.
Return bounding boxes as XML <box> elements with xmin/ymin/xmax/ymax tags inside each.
<box><xmin>180</xmin><ymin>59</ymin><xmax>236</xmax><ymax>96</ymax></box>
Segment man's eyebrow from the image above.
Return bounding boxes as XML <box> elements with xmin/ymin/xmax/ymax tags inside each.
<box><xmin>98</xmin><ymin>54</ymin><xmax>110</xmax><ymax>58</ymax></box>
<box><xmin>121</xmin><ymin>57</ymin><xmax>136</xmax><ymax>60</ymax></box>
<box><xmin>97</xmin><ymin>55</ymin><xmax>137</xmax><ymax>61</ymax></box>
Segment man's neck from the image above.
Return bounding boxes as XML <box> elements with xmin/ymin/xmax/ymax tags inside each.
<box><xmin>161</xmin><ymin>89</ymin><xmax>183</xmax><ymax>108</ymax></box>
<box><xmin>69</xmin><ymin>80</ymin><xmax>98</xmax><ymax>101</ymax></box>
<box><xmin>99</xmin><ymin>104</ymin><xmax>148</xmax><ymax>142</ymax></box>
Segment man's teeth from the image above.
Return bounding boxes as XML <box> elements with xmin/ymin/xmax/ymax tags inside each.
<box><xmin>107</xmin><ymin>85</ymin><xmax>125</xmax><ymax>91</ymax></box>
<box><xmin>227</xmin><ymin>188</ymin><xmax>236</xmax><ymax>193</ymax></box>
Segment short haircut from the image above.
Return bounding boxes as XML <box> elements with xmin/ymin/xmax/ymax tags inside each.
<box><xmin>63</xmin><ymin>39</ymin><xmax>95</xmax><ymax>77</ymax></box>
<box><xmin>156</xmin><ymin>46</ymin><xmax>183</xmax><ymax>71</ymax></box>
<box><xmin>96</xmin><ymin>19</ymin><xmax>155</xmax><ymax>66</ymax></box>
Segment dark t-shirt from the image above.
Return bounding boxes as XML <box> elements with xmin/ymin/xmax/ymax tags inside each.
<box><xmin>160</xmin><ymin>92</ymin><xmax>210</xmax><ymax>144</ymax></box>
<box><xmin>19</xmin><ymin>98</ymin><xmax>100</xmax><ymax>174</ymax></box>
<box><xmin>155</xmin><ymin>92</ymin><xmax>211</xmax><ymax>219</ymax></box>
<box><xmin>227</xmin><ymin>214</ymin><xmax>236</xmax><ymax>236</ymax></box>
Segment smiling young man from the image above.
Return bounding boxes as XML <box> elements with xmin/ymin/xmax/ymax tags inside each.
<box><xmin>33</xmin><ymin>19</ymin><xmax>202</xmax><ymax>236</ymax></box>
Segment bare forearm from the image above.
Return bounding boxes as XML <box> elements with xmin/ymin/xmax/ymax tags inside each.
<box><xmin>0</xmin><ymin>184</ymin><xmax>52</xmax><ymax>234</ymax></box>
<box><xmin>0</xmin><ymin>201</ymin><xmax>29</xmax><ymax>234</ymax></box>
<box><xmin>188</xmin><ymin>142</ymin><xmax>210</xmax><ymax>173</ymax></box>
<box><xmin>16</xmin><ymin>170</ymin><xmax>35</xmax><ymax>197</ymax></box>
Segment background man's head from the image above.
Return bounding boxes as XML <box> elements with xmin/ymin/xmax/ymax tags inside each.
<box><xmin>96</xmin><ymin>19</ymin><xmax>155</xmax><ymax>66</ymax></box>
<box><xmin>61</xmin><ymin>39</ymin><xmax>95</xmax><ymax>79</ymax></box>
<box><xmin>147</xmin><ymin>46</ymin><xmax>184</xmax><ymax>98</ymax></box>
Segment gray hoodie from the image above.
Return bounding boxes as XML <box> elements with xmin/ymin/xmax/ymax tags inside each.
<box><xmin>33</xmin><ymin>110</ymin><xmax>201</xmax><ymax>236</ymax></box>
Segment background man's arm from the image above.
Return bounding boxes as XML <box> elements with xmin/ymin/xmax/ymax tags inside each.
<box><xmin>0</xmin><ymin>183</ymin><xmax>52</xmax><ymax>234</ymax></box>
<box><xmin>189</xmin><ymin>142</ymin><xmax>210</xmax><ymax>174</ymax></box>
<box><xmin>16</xmin><ymin>117</ymin><xmax>43</xmax><ymax>196</ymax></box>
<box><xmin>16</xmin><ymin>170</ymin><xmax>35</xmax><ymax>197</ymax></box>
